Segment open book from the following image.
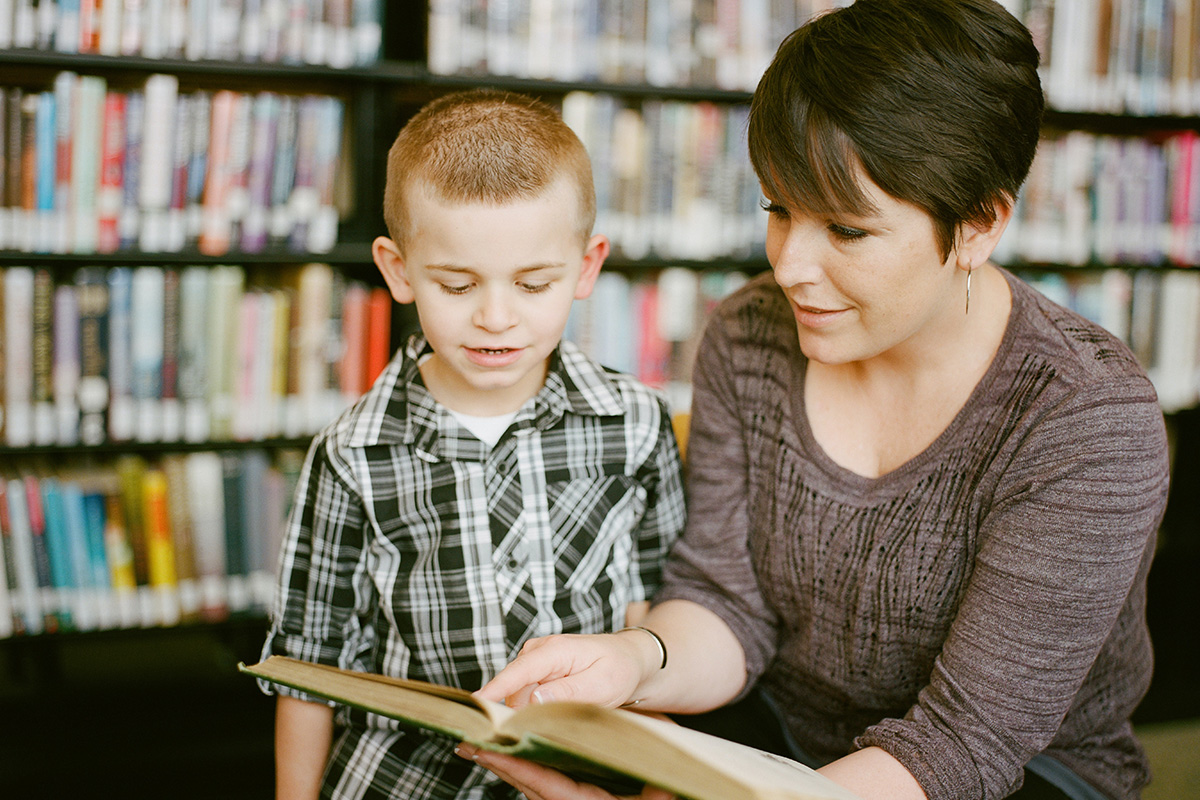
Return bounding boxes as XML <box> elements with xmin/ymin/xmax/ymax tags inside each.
<box><xmin>240</xmin><ymin>656</ymin><xmax>863</xmax><ymax>800</ymax></box>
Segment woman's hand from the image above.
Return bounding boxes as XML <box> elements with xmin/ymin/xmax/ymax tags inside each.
<box><xmin>476</xmin><ymin>631</ymin><xmax>658</xmax><ymax>709</ymax></box>
<box><xmin>455</xmin><ymin>744</ymin><xmax>676</xmax><ymax>800</ymax></box>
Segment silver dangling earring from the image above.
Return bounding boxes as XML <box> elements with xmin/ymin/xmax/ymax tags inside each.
<box><xmin>965</xmin><ymin>266</ymin><xmax>973</xmax><ymax>315</ymax></box>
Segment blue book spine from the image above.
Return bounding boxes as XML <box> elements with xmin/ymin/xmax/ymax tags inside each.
<box><xmin>107</xmin><ymin>266</ymin><xmax>135</xmax><ymax>442</ymax></box>
<box><xmin>82</xmin><ymin>492</ymin><xmax>110</xmax><ymax>589</ymax></box>
<box><xmin>39</xmin><ymin>478</ymin><xmax>75</xmax><ymax>629</ymax></box>
<box><xmin>34</xmin><ymin>91</ymin><xmax>55</xmax><ymax>254</ymax></box>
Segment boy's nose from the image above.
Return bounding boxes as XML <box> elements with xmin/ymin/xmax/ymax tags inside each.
<box><xmin>473</xmin><ymin>293</ymin><xmax>518</xmax><ymax>332</ymax></box>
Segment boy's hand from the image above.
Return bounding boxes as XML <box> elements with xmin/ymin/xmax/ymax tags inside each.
<box><xmin>455</xmin><ymin>745</ymin><xmax>676</xmax><ymax>800</ymax></box>
<box><xmin>476</xmin><ymin>631</ymin><xmax>657</xmax><ymax>709</ymax></box>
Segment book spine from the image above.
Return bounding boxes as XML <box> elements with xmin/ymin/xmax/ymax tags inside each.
<box><xmin>184</xmin><ymin>451</ymin><xmax>229</xmax><ymax>621</ymax></box>
<box><xmin>268</xmin><ymin>94</ymin><xmax>298</xmax><ymax>244</ymax></box>
<box><xmin>97</xmin><ymin>90</ymin><xmax>125</xmax><ymax>253</ymax></box>
<box><xmin>364</xmin><ymin>285</ymin><xmax>391</xmax><ymax>388</ymax></box>
<box><xmin>185</xmin><ymin>91</ymin><xmax>210</xmax><ymax>244</ymax></box>
<box><xmin>164</xmin><ymin>92</ymin><xmax>192</xmax><ymax>252</ymax></box>
<box><xmin>200</xmin><ymin>90</ymin><xmax>236</xmax><ymax>256</ymax></box>
<box><xmin>31</xmin><ymin>268</ymin><xmax>56</xmax><ymax>445</ymax></box>
<box><xmin>79</xmin><ymin>489</ymin><xmax>115</xmax><ymax>628</ymax></box>
<box><xmin>177</xmin><ymin>266</ymin><xmax>210</xmax><ymax>442</ymax></box>
<box><xmin>4</xmin><ymin>90</ymin><xmax>22</xmax><ymax>253</ymax></box>
<box><xmin>103</xmin><ymin>490</ymin><xmax>140</xmax><ymax>627</ymax></box>
<box><xmin>131</xmin><ymin>266</ymin><xmax>165</xmax><ymax>442</ymax></box>
<box><xmin>0</xmin><ymin>482</ymin><xmax>15</xmax><ymax>637</ymax></box>
<box><xmin>221</xmin><ymin>453</ymin><xmax>250</xmax><ymax>612</ymax></box>
<box><xmin>138</xmin><ymin>74</ymin><xmax>179</xmax><ymax>252</ymax></box>
<box><xmin>35</xmin><ymin>90</ymin><xmax>57</xmax><ymax>253</ymax></box>
<box><xmin>119</xmin><ymin>90</ymin><xmax>144</xmax><ymax>250</ymax></box>
<box><xmin>142</xmin><ymin>469</ymin><xmax>181</xmax><ymax>625</ymax></box>
<box><xmin>60</xmin><ymin>481</ymin><xmax>99</xmax><ymax>630</ymax></box>
<box><xmin>161</xmin><ymin>454</ymin><xmax>200</xmax><ymax>620</ymax></box>
<box><xmin>114</xmin><ymin>454</ymin><xmax>156</xmax><ymax>625</ymax></box>
<box><xmin>38</xmin><ymin>478</ymin><xmax>76</xmax><ymax>630</ymax></box>
<box><xmin>160</xmin><ymin>266</ymin><xmax>182</xmax><ymax>441</ymax></box>
<box><xmin>53</xmin><ymin>283</ymin><xmax>81</xmax><ymax>445</ymax></box>
<box><xmin>241</xmin><ymin>91</ymin><xmax>279</xmax><ymax>253</ymax></box>
<box><xmin>52</xmin><ymin>71</ymin><xmax>75</xmax><ymax>254</ymax></box>
<box><xmin>4</xmin><ymin>267</ymin><xmax>34</xmax><ymax>446</ymax></box>
<box><xmin>106</xmin><ymin>266</ymin><xmax>135</xmax><ymax>442</ymax></box>
<box><xmin>5</xmin><ymin>478</ymin><xmax>44</xmax><ymax>634</ymax></box>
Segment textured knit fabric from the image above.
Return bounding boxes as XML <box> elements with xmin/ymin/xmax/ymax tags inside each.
<box><xmin>657</xmin><ymin>269</ymin><xmax>1168</xmax><ymax>800</ymax></box>
<box><xmin>262</xmin><ymin>334</ymin><xmax>686</xmax><ymax>800</ymax></box>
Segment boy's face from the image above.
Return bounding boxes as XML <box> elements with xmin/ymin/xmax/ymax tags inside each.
<box><xmin>374</xmin><ymin>177</ymin><xmax>607</xmax><ymax>416</ymax></box>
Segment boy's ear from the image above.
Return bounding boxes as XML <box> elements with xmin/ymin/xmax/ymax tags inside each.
<box><xmin>954</xmin><ymin>196</ymin><xmax>1014</xmax><ymax>273</ymax></box>
<box><xmin>373</xmin><ymin>236</ymin><xmax>415</xmax><ymax>303</ymax></box>
<box><xmin>574</xmin><ymin>234</ymin><xmax>610</xmax><ymax>300</ymax></box>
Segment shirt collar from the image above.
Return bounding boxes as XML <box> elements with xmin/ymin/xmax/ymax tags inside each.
<box><xmin>340</xmin><ymin>333</ymin><xmax>626</xmax><ymax>456</ymax></box>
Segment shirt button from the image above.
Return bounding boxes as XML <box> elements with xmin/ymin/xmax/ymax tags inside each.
<box><xmin>506</xmin><ymin>557</ymin><xmax>519</xmax><ymax>570</ymax></box>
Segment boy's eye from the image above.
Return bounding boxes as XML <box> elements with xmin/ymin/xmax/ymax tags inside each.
<box><xmin>519</xmin><ymin>282</ymin><xmax>552</xmax><ymax>294</ymax></box>
<box><xmin>439</xmin><ymin>283</ymin><xmax>472</xmax><ymax>295</ymax></box>
<box><xmin>759</xmin><ymin>199</ymin><xmax>789</xmax><ymax>219</ymax></box>
<box><xmin>828</xmin><ymin>223</ymin><xmax>868</xmax><ymax>241</ymax></box>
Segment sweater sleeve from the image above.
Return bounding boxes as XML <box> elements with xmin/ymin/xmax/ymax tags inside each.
<box><xmin>653</xmin><ymin>310</ymin><xmax>782</xmax><ymax>692</ymax></box>
<box><xmin>857</xmin><ymin>376</ymin><xmax>1168</xmax><ymax>800</ymax></box>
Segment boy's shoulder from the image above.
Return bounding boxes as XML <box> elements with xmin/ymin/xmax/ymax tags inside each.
<box><xmin>554</xmin><ymin>340</ymin><xmax>670</xmax><ymax>420</ymax></box>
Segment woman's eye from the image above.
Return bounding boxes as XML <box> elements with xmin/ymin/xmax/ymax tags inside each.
<box><xmin>759</xmin><ymin>200</ymin><xmax>790</xmax><ymax>219</ymax></box>
<box><xmin>829</xmin><ymin>223</ymin><xmax>868</xmax><ymax>241</ymax></box>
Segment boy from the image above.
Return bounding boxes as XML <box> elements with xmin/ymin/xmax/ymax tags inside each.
<box><xmin>260</xmin><ymin>89</ymin><xmax>686</xmax><ymax>800</ymax></box>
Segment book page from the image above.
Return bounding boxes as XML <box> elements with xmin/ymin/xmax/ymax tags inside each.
<box><xmin>508</xmin><ymin>702</ymin><xmax>864</xmax><ymax>800</ymax></box>
<box><xmin>240</xmin><ymin>657</ymin><xmax>516</xmax><ymax>742</ymax></box>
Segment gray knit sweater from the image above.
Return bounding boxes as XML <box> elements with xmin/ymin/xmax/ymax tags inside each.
<box><xmin>657</xmin><ymin>269</ymin><xmax>1168</xmax><ymax>800</ymax></box>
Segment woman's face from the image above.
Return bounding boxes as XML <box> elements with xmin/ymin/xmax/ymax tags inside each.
<box><xmin>763</xmin><ymin>170</ymin><xmax>962</xmax><ymax>367</ymax></box>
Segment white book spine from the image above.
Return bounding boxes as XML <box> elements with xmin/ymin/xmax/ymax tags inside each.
<box><xmin>138</xmin><ymin>74</ymin><xmax>179</xmax><ymax>253</ymax></box>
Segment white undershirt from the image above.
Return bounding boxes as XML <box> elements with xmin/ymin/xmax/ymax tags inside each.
<box><xmin>448</xmin><ymin>409</ymin><xmax>518</xmax><ymax>447</ymax></box>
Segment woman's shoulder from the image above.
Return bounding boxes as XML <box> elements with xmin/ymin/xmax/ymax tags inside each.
<box><xmin>705</xmin><ymin>271</ymin><xmax>796</xmax><ymax>347</ymax></box>
<box><xmin>1005</xmin><ymin>271</ymin><xmax>1154</xmax><ymax>393</ymax></box>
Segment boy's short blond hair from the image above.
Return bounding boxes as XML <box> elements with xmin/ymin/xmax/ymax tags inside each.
<box><xmin>383</xmin><ymin>89</ymin><xmax>597</xmax><ymax>251</ymax></box>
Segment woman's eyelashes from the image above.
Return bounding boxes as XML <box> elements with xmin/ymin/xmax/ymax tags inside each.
<box><xmin>760</xmin><ymin>200</ymin><xmax>870</xmax><ymax>242</ymax></box>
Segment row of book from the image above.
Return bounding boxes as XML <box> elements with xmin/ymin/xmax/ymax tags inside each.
<box><xmin>0</xmin><ymin>0</ymin><xmax>381</xmax><ymax>67</ymax></box>
<box><xmin>427</xmin><ymin>0</ymin><xmax>851</xmax><ymax>91</ymax></box>
<box><xmin>566</xmin><ymin>267</ymin><xmax>750</xmax><ymax>413</ymax></box>
<box><xmin>567</xmin><ymin>265</ymin><xmax>1200</xmax><ymax>416</ymax></box>
<box><xmin>0</xmin><ymin>448</ymin><xmax>303</xmax><ymax>637</ymax></box>
<box><xmin>0</xmin><ymin>74</ymin><xmax>347</xmax><ymax>256</ymax></box>
<box><xmin>1</xmin><ymin>262</ymin><xmax>392</xmax><ymax>448</ymax></box>
<box><xmin>1026</xmin><ymin>0</ymin><xmax>1200</xmax><ymax>116</ymax></box>
<box><xmin>1022</xmin><ymin>267</ymin><xmax>1200</xmax><ymax>413</ymax></box>
<box><xmin>562</xmin><ymin>92</ymin><xmax>763</xmax><ymax>262</ymax></box>
<box><xmin>993</xmin><ymin>129</ymin><xmax>1200</xmax><ymax>269</ymax></box>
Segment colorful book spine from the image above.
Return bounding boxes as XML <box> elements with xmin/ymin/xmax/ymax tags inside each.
<box><xmin>96</xmin><ymin>90</ymin><xmax>126</xmax><ymax>254</ymax></box>
<box><xmin>75</xmin><ymin>267</ymin><xmax>110</xmax><ymax>446</ymax></box>
<box><xmin>142</xmin><ymin>469</ymin><xmax>181</xmax><ymax>625</ymax></box>
<box><xmin>4</xmin><ymin>478</ymin><xmax>43</xmax><ymax>634</ymax></box>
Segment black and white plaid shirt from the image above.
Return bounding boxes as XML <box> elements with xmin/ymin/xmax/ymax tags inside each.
<box><xmin>262</xmin><ymin>334</ymin><xmax>686</xmax><ymax>800</ymax></box>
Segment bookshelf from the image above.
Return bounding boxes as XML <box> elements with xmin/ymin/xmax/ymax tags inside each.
<box><xmin>1</xmin><ymin>1</ymin><xmax>1199</xmax><ymax>797</ymax></box>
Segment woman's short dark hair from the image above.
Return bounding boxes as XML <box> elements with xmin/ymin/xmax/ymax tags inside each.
<box><xmin>748</xmin><ymin>0</ymin><xmax>1044</xmax><ymax>260</ymax></box>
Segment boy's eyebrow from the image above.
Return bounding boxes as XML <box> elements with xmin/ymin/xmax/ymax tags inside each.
<box><xmin>425</xmin><ymin>262</ymin><xmax>568</xmax><ymax>274</ymax></box>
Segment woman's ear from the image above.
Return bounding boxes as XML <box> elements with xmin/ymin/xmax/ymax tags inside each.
<box><xmin>373</xmin><ymin>236</ymin><xmax>416</xmax><ymax>303</ymax></box>
<box><xmin>955</xmin><ymin>196</ymin><xmax>1014</xmax><ymax>272</ymax></box>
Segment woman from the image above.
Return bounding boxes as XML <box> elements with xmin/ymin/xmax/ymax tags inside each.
<box><xmin>461</xmin><ymin>2</ymin><xmax>1169</xmax><ymax>799</ymax></box>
